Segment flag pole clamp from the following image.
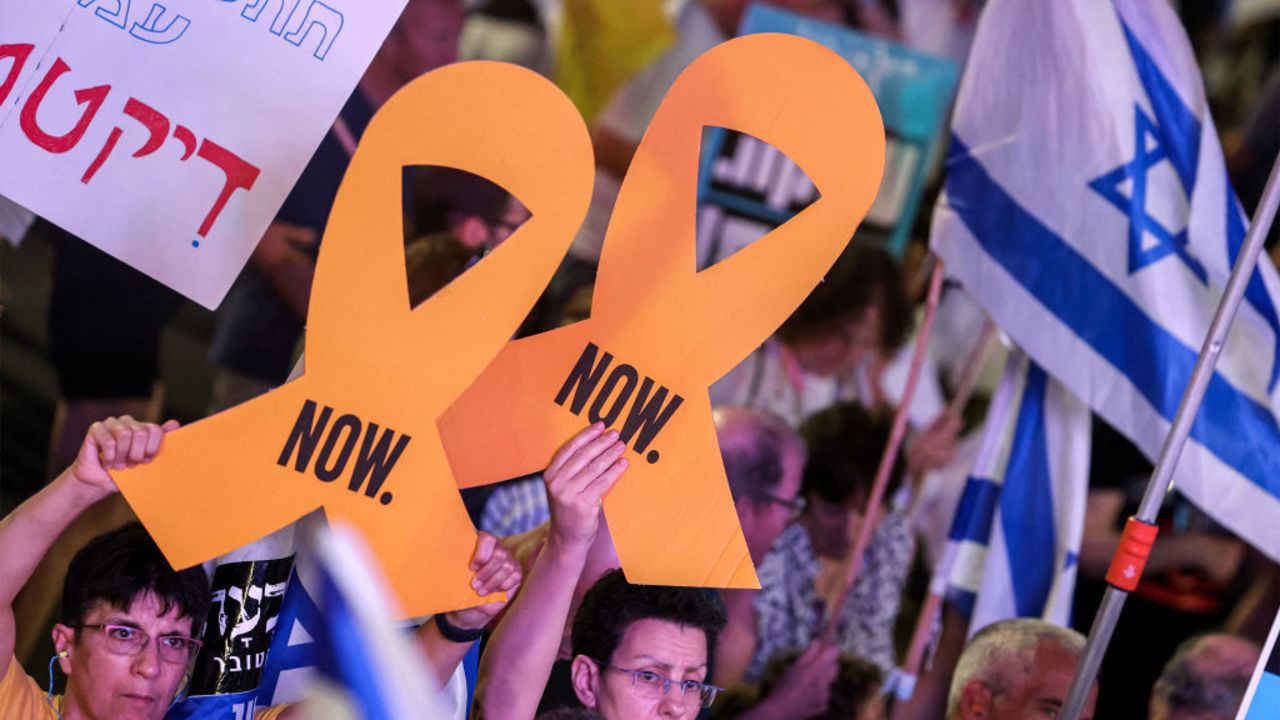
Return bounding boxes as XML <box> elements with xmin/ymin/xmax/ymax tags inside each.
<box><xmin>1105</xmin><ymin>517</ymin><xmax>1159</xmax><ymax>591</ymax></box>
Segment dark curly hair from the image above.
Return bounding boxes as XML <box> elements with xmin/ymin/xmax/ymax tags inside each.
<box><xmin>571</xmin><ymin>569</ymin><xmax>727</xmax><ymax>667</ymax></box>
<box><xmin>61</xmin><ymin>522</ymin><xmax>210</xmax><ymax>635</ymax></box>
<box><xmin>777</xmin><ymin>243</ymin><xmax>911</xmax><ymax>354</ymax></box>
<box><xmin>800</xmin><ymin>402</ymin><xmax>903</xmax><ymax>508</ymax></box>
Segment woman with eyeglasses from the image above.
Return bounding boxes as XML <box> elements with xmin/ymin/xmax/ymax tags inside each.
<box><xmin>0</xmin><ymin>416</ymin><xmax>522</xmax><ymax>720</ymax></box>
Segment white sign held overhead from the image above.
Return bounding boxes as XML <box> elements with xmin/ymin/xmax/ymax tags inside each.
<box><xmin>0</xmin><ymin>0</ymin><xmax>407</xmax><ymax>308</ymax></box>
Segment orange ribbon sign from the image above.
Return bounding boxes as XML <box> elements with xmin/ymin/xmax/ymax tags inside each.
<box><xmin>115</xmin><ymin>62</ymin><xmax>594</xmax><ymax>617</ymax></box>
<box><xmin>440</xmin><ymin>34</ymin><xmax>886</xmax><ymax>588</ymax></box>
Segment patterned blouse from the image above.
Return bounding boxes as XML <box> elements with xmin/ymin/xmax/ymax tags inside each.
<box><xmin>747</xmin><ymin>509</ymin><xmax>916</xmax><ymax>680</ymax></box>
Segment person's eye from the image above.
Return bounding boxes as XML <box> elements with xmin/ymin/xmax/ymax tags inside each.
<box><xmin>680</xmin><ymin>680</ymin><xmax>704</xmax><ymax>693</ymax></box>
<box><xmin>159</xmin><ymin>636</ymin><xmax>188</xmax><ymax>650</ymax></box>
<box><xmin>636</xmin><ymin>671</ymin><xmax>663</xmax><ymax>685</ymax></box>
<box><xmin>107</xmin><ymin>626</ymin><xmax>138</xmax><ymax>641</ymax></box>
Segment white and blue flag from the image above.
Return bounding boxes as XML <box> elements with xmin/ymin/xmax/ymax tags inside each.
<box><xmin>942</xmin><ymin>349</ymin><xmax>1090</xmax><ymax>632</ymax></box>
<box><xmin>252</xmin><ymin>521</ymin><xmax>469</xmax><ymax>719</ymax></box>
<box><xmin>169</xmin><ymin>516</ymin><xmax>469</xmax><ymax>719</ymax></box>
<box><xmin>932</xmin><ymin>0</ymin><xmax>1280</xmax><ymax>559</ymax></box>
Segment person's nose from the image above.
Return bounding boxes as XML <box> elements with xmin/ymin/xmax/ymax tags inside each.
<box><xmin>131</xmin><ymin>638</ymin><xmax>161</xmax><ymax>679</ymax></box>
<box><xmin>657</xmin><ymin>685</ymin><xmax>686</xmax><ymax>719</ymax></box>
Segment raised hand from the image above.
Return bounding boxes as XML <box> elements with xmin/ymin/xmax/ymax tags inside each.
<box><xmin>444</xmin><ymin>532</ymin><xmax>523</xmax><ymax>631</ymax></box>
<box><xmin>906</xmin><ymin>409</ymin><xmax>962</xmax><ymax>478</ymax></box>
<box><xmin>543</xmin><ymin>423</ymin><xmax>628</xmax><ymax>549</ymax></box>
<box><xmin>70</xmin><ymin>416</ymin><xmax>179</xmax><ymax>498</ymax></box>
<box><xmin>759</xmin><ymin>640</ymin><xmax>841</xmax><ymax>720</ymax></box>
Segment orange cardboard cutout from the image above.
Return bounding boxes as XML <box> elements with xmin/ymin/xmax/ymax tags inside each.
<box><xmin>115</xmin><ymin>62</ymin><xmax>595</xmax><ymax>617</ymax></box>
<box><xmin>439</xmin><ymin>34</ymin><xmax>886</xmax><ymax>588</ymax></box>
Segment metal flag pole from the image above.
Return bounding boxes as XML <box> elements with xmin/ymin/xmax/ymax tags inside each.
<box><xmin>1060</xmin><ymin>151</ymin><xmax>1280</xmax><ymax>720</ymax></box>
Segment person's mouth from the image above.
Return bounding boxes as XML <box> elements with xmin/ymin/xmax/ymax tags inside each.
<box><xmin>121</xmin><ymin>692</ymin><xmax>157</xmax><ymax>706</ymax></box>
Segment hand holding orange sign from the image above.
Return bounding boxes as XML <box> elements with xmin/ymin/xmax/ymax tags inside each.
<box><xmin>440</xmin><ymin>33</ymin><xmax>886</xmax><ymax>588</ymax></box>
<box><xmin>114</xmin><ymin>62</ymin><xmax>595</xmax><ymax>617</ymax></box>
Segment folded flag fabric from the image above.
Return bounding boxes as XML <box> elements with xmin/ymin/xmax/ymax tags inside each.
<box><xmin>943</xmin><ymin>349</ymin><xmax>1090</xmax><ymax>633</ymax></box>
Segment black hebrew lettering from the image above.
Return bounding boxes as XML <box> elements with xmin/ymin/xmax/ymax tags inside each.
<box><xmin>189</xmin><ymin>557</ymin><xmax>293</xmax><ymax>695</ymax></box>
<box><xmin>555</xmin><ymin>343</ymin><xmax>684</xmax><ymax>464</ymax></box>
<box><xmin>277</xmin><ymin>401</ymin><xmax>411</xmax><ymax>504</ymax></box>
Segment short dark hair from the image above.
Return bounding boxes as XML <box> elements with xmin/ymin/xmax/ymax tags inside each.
<box><xmin>761</xmin><ymin>652</ymin><xmax>884</xmax><ymax>720</ymax></box>
<box><xmin>570</xmin><ymin>569</ymin><xmax>726</xmax><ymax>667</ymax></box>
<box><xmin>61</xmin><ymin>523</ymin><xmax>210</xmax><ymax>634</ymax></box>
<box><xmin>800</xmin><ymin>402</ymin><xmax>902</xmax><ymax>507</ymax></box>
<box><xmin>777</xmin><ymin>243</ymin><xmax>911</xmax><ymax>353</ymax></box>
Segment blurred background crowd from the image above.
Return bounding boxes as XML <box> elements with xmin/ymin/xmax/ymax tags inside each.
<box><xmin>6</xmin><ymin>0</ymin><xmax>1280</xmax><ymax>718</ymax></box>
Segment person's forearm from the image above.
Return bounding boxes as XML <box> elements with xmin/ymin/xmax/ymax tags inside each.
<box><xmin>0</xmin><ymin>470</ymin><xmax>107</xmax><ymax>675</ymax></box>
<box><xmin>474</xmin><ymin>536</ymin><xmax>590</xmax><ymax>720</ymax></box>
<box><xmin>417</xmin><ymin>618</ymin><xmax>476</xmax><ymax>691</ymax></box>
<box><xmin>0</xmin><ymin>469</ymin><xmax>107</xmax><ymax>608</ymax></box>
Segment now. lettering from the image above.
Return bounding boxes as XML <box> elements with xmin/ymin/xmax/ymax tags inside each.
<box><xmin>277</xmin><ymin>400</ymin><xmax>411</xmax><ymax>505</ymax></box>
<box><xmin>554</xmin><ymin>342</ymin><xmax>684</xmax><ymax>464</ymax></box>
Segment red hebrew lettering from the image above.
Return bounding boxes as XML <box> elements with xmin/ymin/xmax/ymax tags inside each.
<box><xmin>0</xmin><ymin>43</ymin><xmax>34</xmax><ymax>106</ymax></box>
<box><xmin>81</xmin><ymin>98</ymin><xmax>171</xmax><ymax>183</ymax></box>
<box><xmin>122</xmin><ymin>98</ymin><xmax>169</xmax><ymax>157</ymax></box>
<box><xmin>82</xmin><ymin>127</ymin><xmax>123</xmax><ymax>183</ymax></box>
<box><xmin>194</xmin><ymin>139</ymin><xmax>260</xmax><ymax>237</ymax></box>
<box><xmin>20</xmin><ymin>58</ymin><xmax>110</xmax><ymax>154</ymax></box>
<box><xmin>171</xmin><ymin>125</ymin><xmax>197</xmax><ymax>160</ymax></box>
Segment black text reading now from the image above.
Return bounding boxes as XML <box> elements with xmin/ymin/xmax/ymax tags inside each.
<box><xmin>278</xmin><ymin>400</ymin><xmax>412</xmax><ymax>505</ymax></box>
<box><xmin>554</xmin><ymin>342</ymin><xmax>684</xmax><ymax>464</ymax></box>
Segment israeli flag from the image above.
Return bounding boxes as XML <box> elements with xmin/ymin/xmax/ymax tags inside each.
<box><xmin>942</xmin><ymin>349</ymin><xmax>1090</xmax><ymax>632</ymax></box>
<box><xmin>258</xmin><ymin>523</ymin><xmax>460</xmax><ymax>720</ymax></box>
<box><xmin>932</xmin><ymin>0</ymin><xmax>1280</xmax><ymax>559</ymax></box>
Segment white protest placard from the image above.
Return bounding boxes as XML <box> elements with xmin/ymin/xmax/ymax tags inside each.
<box><xmin>0</xmin><ymin>0</ymin><xmax>406</xmax><ymax>308</ymax></box>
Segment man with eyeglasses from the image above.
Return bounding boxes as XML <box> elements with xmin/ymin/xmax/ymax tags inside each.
<box><xmin>712</xmin><ymin>406</ymin><xmax>847</xmax><ymax>720</ymax></box>
<box><xmin>473</xmin><ymin>423</ymin><xmax>727</xmax><ymax>720</ymax></box>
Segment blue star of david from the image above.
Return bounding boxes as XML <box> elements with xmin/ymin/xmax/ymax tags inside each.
<box><xmin>1089</xmin><ymin>105</ymin><xmax>1208</xmax><ymax>285</ymax></box>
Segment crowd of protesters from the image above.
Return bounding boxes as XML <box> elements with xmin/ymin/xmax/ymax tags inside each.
<box><xmin>4</xmin><ymin>0</ymin><xmax>1280</xmax><ymax>718</ymax></box>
